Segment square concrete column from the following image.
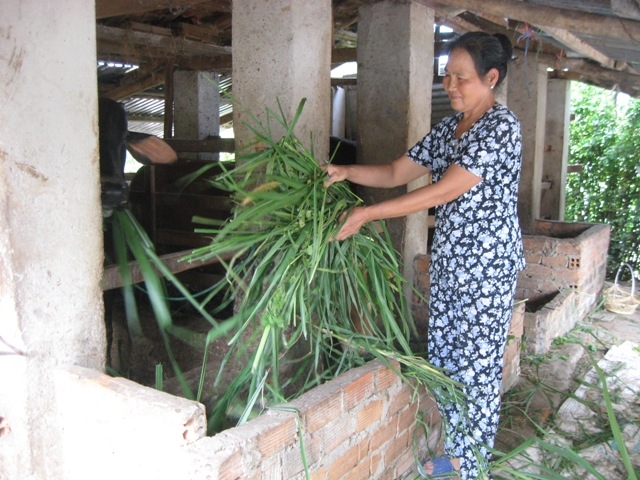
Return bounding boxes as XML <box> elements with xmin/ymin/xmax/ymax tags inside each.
<box><xmin>0</xmin><ymin>0</ymin><xmax>105</xmax><ymax>477</ymax></box>
<box><xmin>232</xmin><ymin>0</ymin><xmax>332</xmax><ymax>158</ymax></box>
<box><xmin>507</xmin><ymin>55</ymin><xmax>550</xmax><ymax>232</ymax></box>
<box><xmin>540</xmin><ymin>78</ymin><xmax>571</xmax><ymax>220</ymax></box>
<box><xmin>173</xmin><ymin>71</ymin><xmax>221</xmax><ymax>161</ymax></box>
<box><xmin>357</xmin><ymin>0</ymin><xmax>434</xmax><ymax>285</ymax></box>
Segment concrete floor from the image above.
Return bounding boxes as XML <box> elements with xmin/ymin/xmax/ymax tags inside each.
<box><xmin>492</xmin><ymin>282</ymin><xmax>640</xmax><ymax>479</ymax></box>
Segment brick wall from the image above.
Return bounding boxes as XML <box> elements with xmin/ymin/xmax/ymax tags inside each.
<box><xmin>517</xmin><ymin>220</ymin><xmax>610</xmax><ymax>316</ymax></box>
<box><xmin>523</xmin><ymin>289</ymin><xmax>579</xmax><ymax>354</ymax></box>
<box><xmin>185</xmin><ymin>359</ymin><xmax>442</xmax><ymax>479</ymax></box>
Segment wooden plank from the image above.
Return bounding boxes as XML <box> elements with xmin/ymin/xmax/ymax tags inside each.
<box><xmin>101</xmin><ymin>249</ymin><xmax>236</xmax><ymax>290</ymax></box>
<box><xmin>154</xmin><ymin>230</ymin><xmax>213</xmax><ymax>249</ymax></box>
<box><xmin>96</xmin><ymin>0</ymin><xmax>211</xmax><ymax>20</ymax></box>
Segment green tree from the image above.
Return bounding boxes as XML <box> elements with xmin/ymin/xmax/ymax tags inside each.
<box><xmin>566</xmin><ymin>83</ymin><xmax>640</xmax><ymax>278</ymax></box>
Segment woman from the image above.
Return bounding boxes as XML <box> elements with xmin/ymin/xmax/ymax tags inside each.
<box><xmin>324</xmin><ymin>32</ymin><xmax>524</xmax><ymax>479</ymax></box>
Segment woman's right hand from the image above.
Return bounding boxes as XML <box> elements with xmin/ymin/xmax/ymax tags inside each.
<box><xmin>323</xmin><ymin>164</ymin><xmax>349</xmax><ymax>187</ymax></box>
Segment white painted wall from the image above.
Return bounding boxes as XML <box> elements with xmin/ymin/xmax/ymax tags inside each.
<box><xmin>0</xmin><ymin>1</ymin><xmax>105</xmax><ymax>476</ymax></box>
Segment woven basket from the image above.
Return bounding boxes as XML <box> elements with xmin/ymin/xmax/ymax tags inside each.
<box><xmin>604</xmin><ymin>263</ymin><xmax>639</xmax><ymax>315</ymax></box>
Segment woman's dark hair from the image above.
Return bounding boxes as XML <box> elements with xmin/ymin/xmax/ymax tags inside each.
<box><xmin>445</xmin><ymin>32</ymin><xmax>513</xmax><ymax>87</ymax></box>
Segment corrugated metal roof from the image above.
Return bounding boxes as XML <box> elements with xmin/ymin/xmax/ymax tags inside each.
<box><xmin>98</xmin><ymin>62</ymin><xmax>233</xmax><ymax>137</ymax></box>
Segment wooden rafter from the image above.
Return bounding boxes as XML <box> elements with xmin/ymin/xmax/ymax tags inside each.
<box><xmin>420</xmin><ymin>0</ymin><xmax>640</xmax><ymax>43</ymax></box>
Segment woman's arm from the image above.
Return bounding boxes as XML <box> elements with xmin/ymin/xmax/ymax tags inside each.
<box><xmin>331</xmin><ymin>164</ymin><xmax>481</xmax><ymax>241</ymax></box>
<box><xmin>324</xmin><ymin>154</ymin><xmax>428</xmax><ymax>189</ymax></box>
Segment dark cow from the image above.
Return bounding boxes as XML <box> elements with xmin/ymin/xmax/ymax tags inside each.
<box><xmin>99</xmin><ymin>97</ymin><xmax>177</xmax><ymax>217</ymax></box>
<box><xmin>98</xmin><ymin>97</ymin><xmax>177</xmax><ymax>366</ymax></box>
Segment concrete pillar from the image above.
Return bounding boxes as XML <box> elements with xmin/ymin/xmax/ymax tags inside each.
<box><xmin>0</xmin><ymin>0</ymin><xmax>105</xmax><ymax>477</ymax></box>
<box><xmin>540</xmin><ymin>78</ymin><xmax>571</xmax><ymax>220</ymax></box>
<box><xmin>507</xmin><ymin>55</ymin><xmax>550</xmax><ymax>232</ymax></box>
<box><xmin>357</xmin><ymin>0</ymin><xmax>434</xmax><ymax>285</ymax></box>
<box><xmin>173</xmin><ymin>71</ymin><xmax>221</xmax><ymax>161</ymax></box>
<box><xmin>232</xmin><ymin>0</ymin><xmax>332</xmax><ymax>157</ymax></box>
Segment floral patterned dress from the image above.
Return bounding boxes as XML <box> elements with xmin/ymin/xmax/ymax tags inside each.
<box><xmin>407</xmin><ymin>103</ymin><xmax>525</xmax><ymax>480</ymax></box>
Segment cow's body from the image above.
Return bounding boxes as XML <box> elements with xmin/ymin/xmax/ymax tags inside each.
<box><xmin>98</xmin><ymin>97</ymin><xmax>177</xmax><ymax>366</ymax></box>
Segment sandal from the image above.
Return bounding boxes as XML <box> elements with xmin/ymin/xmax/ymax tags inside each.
<box><xmin>421</xmin><ymin>456</ymin><xmax>457</xmax><ymax>477</ymax></box>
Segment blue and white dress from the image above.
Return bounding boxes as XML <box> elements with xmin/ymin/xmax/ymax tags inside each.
<box><xmin>407</xmin><ymin>103</ymin><xmax>525</xmax><ymax>480</ymax></box>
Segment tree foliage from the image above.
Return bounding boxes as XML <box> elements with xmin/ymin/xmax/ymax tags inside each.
<box><xmin>566</xmin><ymin>83</ymin><xmax>640</xmax><ymax>278</ymax></box>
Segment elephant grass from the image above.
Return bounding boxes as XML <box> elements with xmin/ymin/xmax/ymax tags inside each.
<box><xmin>182</xmin><ymin>99</ymin><xmax>463</xmax><ymax>433</ymax></box>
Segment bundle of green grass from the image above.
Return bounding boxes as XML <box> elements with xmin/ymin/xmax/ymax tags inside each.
<box><xmin>183</xmin><ymin>99</ymin><xmax>461</xmax><ymax>434</ymax></box>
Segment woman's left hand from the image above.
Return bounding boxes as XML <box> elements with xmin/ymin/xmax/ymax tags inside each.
<box><xmin>331</xmin><ymin>206</ymin><xmax>369</xmax><ymax>241</ymax></box>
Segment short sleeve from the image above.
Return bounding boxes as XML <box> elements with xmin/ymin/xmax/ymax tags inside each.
<box><xmin>406</xmin><ymin>116</ymin><xmax>458</xmax><ymax>172</ymax></box>
<box><xmin>456</xmin><ymin>110</ymin><xmax>521</xmax><ymax>181</ymax></box>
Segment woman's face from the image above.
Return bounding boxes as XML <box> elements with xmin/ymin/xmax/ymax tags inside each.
<box><xmin>443</xmin><ymin>48</ymin><xmax>495</xmax><ymax>115</ymax></box>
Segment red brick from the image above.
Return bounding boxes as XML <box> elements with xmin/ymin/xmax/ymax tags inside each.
<box><xmin>309</xmin><ymin>466</ymin><xmax>327</xmax><ymax>480</ymax></box>
<box><xmin>384</xmin><ymin>430</ymin><xmax>411</xmax><ymax>465</ymax></box>
<box><xmin>314</xmin><ymin>417</ymin><xmax>354</xmax><ymax>454</ymax></box>
<box><xmin>555</xmin><ymin>242</ymin><xmax>579</xmax><ymax>255</ymax></box>
<box><xmin>553</xmin><ymin>269</ymin><xmax>581</xmax><ymax>284</ymax></box>
<box><xmin>343</xmin><ymin>370</ymin><xmax>375</xmax><ymax>411</ymax></box>
<box><xmin>396</xmin><ymin>402</ymin><xmax>419</xmax><ymax>434</ymax></box>
<box><xmin>256</xmin><ymin>414</ymin><xmax>298</xmax><ymax>457</ymax></box>
<box><xmin>292</xmin><ymin>387</ymin><xmax>344</xmax><ymax>433</ymax></box>
<box><xmin>376</xmin><ymin>363</ymin><xmax>400</xmax><ymax>391</ymax></box>
<box><xmin>369</xmin><ymin>419</ymin><xmax>397</xmax><ymax>451</ymax></box>
<box><xmin>525</xmin><ymin>252</ymin><xmax>543</xmax><ymax>264</ymax></box>
<box><xmin>525</xmin><ymin>263</ymin><xmax>554</xmax><ymax>278</ymax></box>
<box><xmin>342</xmin><ymin>458</ymin><xmax>372</xmax><ymax>480</ymax></box>
<box><xmin>357</xmin><ymin>435</ymin><xmax>371</xmax><ymax>459</ymax></box>
<box><xmin>414</xmin><ymin>254</ymin><xmax>431</xmax><ymax>272</ymax></box>
<box><xmin>327</xmin><ymin>444</ymin><xmax>359</xmax><ymax>479</ymax></box>
<box><xmin>541</xmin><ymin>255</ymin><xmax>568</xmax><ymax>268</ymax></box>
<box><xmin>357</xmin><ymin>399</ymin><xmax>383</xmax><ymax>432</ymax></box>
<box><xmin>215</xmin><ymin>449</ymin><xmax>244</xmax><ymax>480</ymax></box>
<box><xmin>523</xmin><ymin>236</ymin><xmax>550</xmax><ymax>253</ymax></box>
<box><xmin>388</xmin><ymin>385</ymin><xmax>413</xmax><ymax>417</ymax></box>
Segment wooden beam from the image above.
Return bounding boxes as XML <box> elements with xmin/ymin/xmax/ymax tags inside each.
<box><xmin>164</xmin><ymin>137</ymin><xmax>236</xmax><ymax>153</ymax></box>
<box><xmin>421</xmin><ymin>0</ymin><xmax>640</xmax><ymax>43</ymax></box>
<box><xmin>178</xmin><ymin>22</ymin><xmax>225</xmax><ymax>44</ymax></box>
<box><xmin>554</xmin><ymin>58</ymin><xmax>640</xmax><ymax>97</ymax></box>
<box><xmin>96</xmin><ymin>0</ymin><xmax>211</xmax><ymax>20</ymax></box>
<box><xmin>332</xmin><ymin>47</ymin><xmax>357</xmax><ymax>64</ymax></box>
<box><xmin>102</xmin><ymin>70</ymin><xmax>165</xmax><ymax>101</ymax></box>
<box><xmin>101</xmin><ymin>249</ymin><xmax>235</xmax><ymax>290</ymax></box>
<box><xmin>96</xmin><ymin>24</ymin><xmax>231</xmax><ymax>59</ymax></box>
<box><xmin>540</xmin><ymin>26</ymin><xmax>619</xmax><ymax>70</ymax></box>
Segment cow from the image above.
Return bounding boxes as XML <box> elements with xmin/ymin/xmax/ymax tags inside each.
<box><xmin>98</xmin><ymin>97</ymin><xmax>177</xmax><ymax>366</ymax></box>
<box><xmin>99</xmin><ymin>97</ymin><xmax>177</xmax><ymax>218</ymax></box>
